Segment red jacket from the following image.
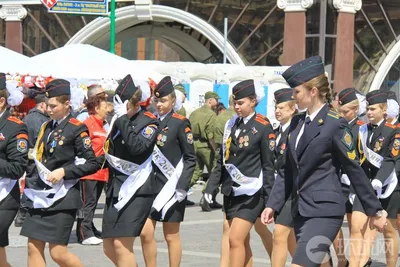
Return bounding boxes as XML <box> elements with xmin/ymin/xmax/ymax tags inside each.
<box><xmin>81</xmin><ymin>115</ymin><xmax>109</xmax><ymax>182</ymax></box>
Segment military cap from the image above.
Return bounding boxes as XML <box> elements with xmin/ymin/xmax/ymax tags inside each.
<box><xmin>115</xmin><ymin>74</ymin><xmax>137</xmax><ymax>102</ymax></box>
<box><xmin>386</xmin><ymin>91</ymin><xmax>398</xmax><ymax>102</ymax></box>
<box><xmin>0</xmin><ymin>73</ymin><xmax>6</xmax><ymax>91</ymax></box>
<box><xmin>174</xmin><ymin>83</ymin><xmax>186</xmax><ymax>95</ymax></box>
<box><xmin>45</xmin><ymin>79</ymin><xmax>70</xmax><ymax>98</ymax></box>
<box><xmin>274</xmin><ymin>88</ymin><xmax>293</xmax><ymax>104</ymax></box>
<box><xmin>154</xmin><ymin>76</ymin><xmax>174</xmax><ymax>98</ymax></box>
<box><xmin>366</xmin><ymin>90</ymin><xmax>387</xmax><ymax>105</ymax></box>
<box><xmin>205</xmin><ymin>91</ymin><xmax>220</xmax><ymax>100</ymax></box>
<box><xmin>282</xmin><ymin>56</ymin><xmax>325</xmax><ymax>88</ymax></box>
<box><xmin>232</xmin><ymin>80</ymin><xmax>255</xmax><ymax>100</ymax></box>
<box><xmin>338</xmin><ymin>88</ymin><xmax>357</xmax><ymax>106</ymax></box>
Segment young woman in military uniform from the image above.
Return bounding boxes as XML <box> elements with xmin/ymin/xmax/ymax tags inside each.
<box><xmin>269</xmin><ymin>88</ymin><xmax>297</xmax><ymax>267</ymax></box>
<box><xmin>204</xmin><ymin>79</ymin><xmax>276</xmax><ymax>267</ymax></box>
<box><xmin>349</xmin><ymin>90</ymin><xmax>400</xmax><ymax>267</ymax></box>
<box><xmin>334</xmin><ymin>87</ymin><xmax>365</xmax><ymax>267</ymax></box>
<box><xmin>102</xmin><ymin>74</ymin><xmax>159</xmax><ymax>267</ymax></box>
<box><xmin>140</xmin><ymin>76</ymin><xmax>196</xmax><ymax>267</ymax></box>
<box><xmin>20</xmin><ymin>79</ymin><xmax>100</xmax><ymax>267</ymax></box>
<box><xmin>262</xmin><ymin>56</ymin><xmax>387</xmax><ymax>267</ymax></box>
<box><xmin>0</xmin><ymin>73</ymin><xmax>28</xmax><ymax>267</ymax></box>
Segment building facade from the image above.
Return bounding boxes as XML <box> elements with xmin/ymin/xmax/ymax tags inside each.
<box><xmin>0</xmin><ymin>0</ymin><xmax>399</xmax><ymax>95</ymax></box>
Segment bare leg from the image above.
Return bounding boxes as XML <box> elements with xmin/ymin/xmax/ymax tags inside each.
<box><xmin>163</xmin><ymin>222</ymin><xmax>182</xmax><ymax>267</ymax></box>
<box><xmin>113</xmin><ymin>237</ymin><xmax>136</xmax><ymax>267</ymax></box>
<box><xmin>103</xmin><ymin>238</ymin><xmax>117</xmax><ymax>265</ymax></box>
<box><xmin>383</xmin><ymin>219</ymin><xmax>398</xmax><ymax>267</ymax></box>
<box><xmin>272</xmin><ymin>224</ymin><xmax>292</xmax><ymax>267</ymax></box>
<box><xmin>220</xmin><ymin>214</ymin><xmax>230</xmax><ymax>267</ymax></box>
<box><xmin>48</xmin><ymin>243</ymin><xmax>83</xmax><ymax>267</ymax></box>
<box><xmin>27</xmin><ymin>238</ymin><xmax>46</xmax><ymax>267</ymax></box>
<box><xmin>254</xmin><ymin>218</ymin><xmax>273</xmax><ymax>258</ymax></box>
<box><xmin>140</xmin><ymin>219</ymin><xmax>157</xmax><ymax>267</ymax></box>
<box><xmin>228</xmin><ymin>217</ymin><xmax>253</xmax><ymax>267</ymax></box>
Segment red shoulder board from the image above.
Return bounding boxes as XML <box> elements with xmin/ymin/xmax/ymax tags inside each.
<box><xmin>7</xmin><ymin>116</ymin><xmax>23</xmax><ymax>125</ymax></box>
<box><xmin>144</xmin><ymin>111</ymin><xmax>156</xmax><ymax>119</ymax></box>
<box><xmin>356</xmin><ymin>120</ymin><xmax>365</xmax><ymax>126</ymax></box>
<box><xmin>172</xmin><ymin>113</ymin><xmax>186</xmax><ymax>121</ymax></box>
<box><xmin>256</xmin><ymin>114</ymin><xmax>270</xmax><ymax>122</ymax></box>
<box><xmin>385</xmin><ymin>122</ymin><xmax>396</xmax><ymax>129</ymax></box>
<box><xmin>69</xmin><ymin>118</ymin><xmax>82</xmax><ymax>126</ymax></box>
<box><xmin>255</xmin><ymin>117</ymin><xmax>269</xmax><ymax>126</ymax></box>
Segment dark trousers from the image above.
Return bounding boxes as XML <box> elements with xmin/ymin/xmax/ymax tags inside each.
<box><xmin>77</xmin><ymin>180</ymin><xmax>104</xmax><ymax>241</ymax></box>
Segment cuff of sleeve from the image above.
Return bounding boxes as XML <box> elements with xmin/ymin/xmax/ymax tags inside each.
<box><xmin>63</xmin><ymin>166</ymin><xmax>73</xmax><ymax>180</ymax></box>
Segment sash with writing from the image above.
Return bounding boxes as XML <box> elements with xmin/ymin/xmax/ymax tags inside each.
<box><xmin>0</xmin><ymin>178</ymin><xmax>17</xmax><ymax>202</ymax></box>
<box><xmin>222</xmin><ymin>115</ymin><xmax>262</xmax><ymax>196</ymax></box>
<box><xmin>24</xmin><ymin>122</ymin><xmax>80</xmax><ymax>208</ymax></box>
<box><xmin>152</xmin><ymin>146</ymin><xmax>183</xmax><ymax>220</ymax></box>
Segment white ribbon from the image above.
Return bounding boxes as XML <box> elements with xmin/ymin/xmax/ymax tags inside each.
<box><xmin>222</xmin><ymin>115</ymin><xmax>262</xmax><ymax>196</ymax></box>
<box><xmin>340</xmin><ymin>174</ymin><xmax>350</xmax><ymax>186</ymax></box>
<box><xmin>152</xmin><ymin>146</ymin><xmax>184</xmax><ymax>220</ymax></box>
<box><xmin>0</xmin><ymin>178</ymin><xmax>17</xmax><ymax>202</ymax></box>
<box><xmin>359</xmin><ymin>124</ymin><xmax>384</xmax><ymax>168</ymax></box>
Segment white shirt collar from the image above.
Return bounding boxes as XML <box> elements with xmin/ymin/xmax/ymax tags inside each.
<box><xmin>158</xmin><ymin>110</ymin><xmax>172</xmax><ymax>121</ymax></box>
<box><xmin>0</xmin><ymin>109</ymin><xmax>6</xmax><ymax>119</ymax></box>
<box><xmin>242</xmin><ymin>112</ymin><xmax>256</xmax><ymax>125</ymax></box>
<box><xmin>54</xmin><ymin>115</ymin><xmax>69</xmax><ymax>126</ymax></box>
<box><xmin>348</xmin><ymin>118</ymin><xmax>357</xmax><ymax>125</ymax></box>
<box><xmin>280</xmin><ymin>120</ymin><xmax>291</xmax><ymax>132</ymax></box>
<box><xmin>375</xmin><ymin>119</ymin><xmax>384</xmax><ymax>127</ymax></box>
<box><xmin>306</xmin><ymin>104</ymin><xmax>326</xmax><ymax>122</ymax></box>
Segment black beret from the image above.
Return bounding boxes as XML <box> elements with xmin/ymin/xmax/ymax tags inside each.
<box><xmin>338</xmin><ymin>88</ymin><xmax>357</xmax><ymax>106</ymax></box>
<box><xmin>154</xmin><ymin>76</ymin><xmax>174</xmax><ymax>98</ymax></box>
<box><xmin>115</xmin><ymin>74</ymin><xmax>137</xmax><ymax>102</ymax></box>
<box><xmin>366</xmin><ymin>90</ymin><xmax>387</xmax><ymax>106</ymax></box>
<box><xmin>282</xmin><ymin>56</ymin><xmax>325</xmax><ymax>88</ymax></box>
<box><xmin>232</xmin><ymin>80</ymin><xmax>255</xmax><ymax>100</ymax></box>
<box><xmin>0</xmin><ymin>73</ymin><xmax>6</xmax><ymax>91</ymax></box>
<box><xmin>386</xmin><ymin>91</ymin><xmax>398</xmax><ymax>102</ymax></box>
<box><xmin>45</xmin><ymin>79</ymin><xmax>70</xmax><ymax>98</ymax></box>
<box><xmin>274</xmin><ymin>88</ymin><xmax>293</xmax><ymax>104</ymax></box>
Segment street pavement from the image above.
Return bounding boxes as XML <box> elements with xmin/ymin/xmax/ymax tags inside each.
<box><xmin>7</xmin><ymin>184</ymin><xmax>395</xmax><ymax>266</ymax></box>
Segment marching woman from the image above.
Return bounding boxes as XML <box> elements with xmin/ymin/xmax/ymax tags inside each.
<box><xmin>261</xmin><ymin>56</ymin><xmax>387</xmax><ymax>267</ymax></box>
<box><xmin>270</xmin><ymin>88</ymin><xmax>297</xmax><ymax>267</ymax></box>
<box><xmin>333</xmin><ymin>87</ymin><xmax>366</xmax><ymax>267</ymax></box>
<box><xmin>349</xmin><ymin>90</ymin><xmax>400</xmax><ymax>267</ymax></box>
<box><xmin>204</xmin><ymin>80</ymin><xmax>276</xmax><ymax>267</ymax></box>
<box><xmin>102</xmin><ymin>74</ymin><xmax>159</xmax><ymax>267</ymax></box>
<box><xmin>140</xmin><ymin>76</ymin><xmax>196</xmax><ymax>267</ymax></box>
<box><xmin>0</xmin><ymin>73</ymin><xmax>28</xmax><ymax>267</ymax></box>
<box><xmin>21</xmin><ymin>79</ymin><xmax>100</xmax><ymax>267</ymax></box>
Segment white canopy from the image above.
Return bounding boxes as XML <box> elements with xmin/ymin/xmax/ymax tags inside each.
<box><xmin>0</xmin><ymin>46</ymin><xmax>34</xmax><ymax>75</ymax></box>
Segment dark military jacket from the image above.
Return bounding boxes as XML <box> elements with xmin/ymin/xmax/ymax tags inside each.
<box><xmin>22</xmin><ymin>114</ymin><xmax>100</xmax><ymax>211</ymax></box>
<box><xmin>206</xmin><ymin>113</ymin><xmax>275</xmax><ymax>205</ymax></box>
<box><xmin>153</xmin><ymin>112</ymin><xmax>196</xmax><ymax>193</ymax></box>
<box><xmin>0</xmin><ymin>110</ymin><xmax>28</xmax><ymax>210</ymax></box>
<box><xmin>107</xmin><ymin>109</ymin><xmax>159</xmax><ymax>198</ymax></box>
<box><xmin>274</xmin><ymin>124</ymin><xmax>290</xmax><ymax>174</ymax></box>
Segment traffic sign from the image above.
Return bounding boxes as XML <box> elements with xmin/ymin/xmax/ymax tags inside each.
<box><xmin>44</xmin><ymin>0</ymin><xmax>108</xmax><ymax>16</ymax></box>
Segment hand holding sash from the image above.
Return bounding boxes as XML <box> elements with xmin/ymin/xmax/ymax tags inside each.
<box><xmin>47</xmin><ymin>168</ymin><xmax>65</xmax><ymax>185</ymax></box>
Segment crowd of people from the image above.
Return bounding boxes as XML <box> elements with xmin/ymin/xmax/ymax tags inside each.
<box><xmin>0</xmin><ymin>55</ymin><xmax>398</xmax><ymax>267</ymax></box>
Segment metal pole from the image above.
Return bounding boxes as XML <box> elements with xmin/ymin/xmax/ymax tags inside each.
<box><xmin>109</xmin><ymin>0</ymin><xmax>116</xmax><ymax>54</ymax></box>
<box><xmin>223</xmin><ymin>17</ymin><xmax>227</xmax><ymax>64</ymax></box>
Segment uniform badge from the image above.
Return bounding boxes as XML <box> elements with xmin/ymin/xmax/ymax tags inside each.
<box><xmin>391</xmin><ymin>139</ymin><xmax>400</xmax><ymax>157</ymax></box>
<box><xmin>341</xmin><ymin>128</ymin><xmax>353</xmax><ymax>150</ymax></box>
<box><xmin>347</xmin><ymin>150</ymin><xmax>356</xmax><ymax>160</ymax></box>
<box><xmin>243</xmin><ymin>135</ymin><xmax>249</xmax><ymax>147</ymax></box>
<box><xmin>0</xmin><ymin>133</ymin><xmax>4</xmax><ymax>141</ymax></box>
<box><xmin>17</xmin><ymin>139</ymin><xmax>27</xmax><ymax>153</ymax></box>
<box><xmin>83</xmin><ymin>136</ymin><xmax>92</xmax><ymax>149</ymax></box>
<box><xmin>251</xmin><ymin>127</ymin><xmax>258</xmax><ymax>135</ymax></box>
<box><xmin>157</xmin><ymin>134</ymin><xmax>164</xmax><ymax>146</ymax></box>
<box><xmin>374</xmin><ymin>141</ymin><xmax>382</xmax><ymax>153</ymax></box>
<box><xmin>186</xmin><ymin>133</ymin><xmax>193</xmax><ymax>144</ymax></box>
<box><xmin>239</xmin><ymin>136</ymin><xmax>244</xmax><ymax>148</ymax></box>
<box><xmin>280</xmin><ymin>143</ymin><xmax>286</xmax><ymax>154</ymax></box>
<box><xmin>269</xmin><ymin>140</ymin><xmax>275</xmax><ymax>151</ymax></box>
<box><xmin>318</xmin><ymin>119</ymin><xmax>324</xmax><ymax>125</ymax></box>
<box><xmin>141</xmin><ymin>126</ymin><xmax>155</xmax><ymax>139</ymax></box>
<box><xmin>58</xmin><ymin>140</ymin><xmax>64</xmax><ymax>146</ymax></box>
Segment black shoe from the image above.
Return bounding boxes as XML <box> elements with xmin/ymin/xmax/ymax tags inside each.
<box><xmin>210</xmin><ymin>201</ymin><xmax>222</xmax><ymax>209</ymax></box>
<box><xmin>93</xmin><ymin>229</ymin><xmax>102</xmax><ymax>239</ymax></box>
<box><xmin>363</xmin><ymin>258</ymin><xmax>372</xmax><ymax>267</ymax></box>
<box><xmin>14</xmin><ymin>208</ymin><xmax>27</xmax><ymax>227</ymax></box>
<box><xmin>200</xmin><ymin>196</ymin><xmax>212</xmax><ymax>212</ymax></box>
<box><xmin>186</xmin><ymin>199</ymin><xmax>195</xmax><ymax>206</ymax></box>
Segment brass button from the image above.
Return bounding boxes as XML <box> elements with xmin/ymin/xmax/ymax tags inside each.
<box><xmin>297</xmin><ymin>190</ymin><xmax>299</xmax><ymax>195</ymax></box>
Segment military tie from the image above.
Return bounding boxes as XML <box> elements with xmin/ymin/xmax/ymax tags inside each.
<box><xmin>296</xmin><ymin>117</ymin><xmax>311</xmax><ymax>153</ymax></box>
<box><xmin>276</xmin><ymin>126</ymin><xmax>283</xmax><ymax>145</ymax></box>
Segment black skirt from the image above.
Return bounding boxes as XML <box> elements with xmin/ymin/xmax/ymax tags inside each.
<box><xmin>275</xmin><ymin>199</ymin><xmax>294</xmax><ymax>228</ymax></box>
<box><xmin>352</xmin><ymin>190</ymin><xmax>400</xmax><ymax>219</ymax></box>
<box><xmin>0</xmin><ymin>209</ymin><xmax>18</xmax><ymax>247</ymax></box>
<box><xmin>149</xmin><ymin>197</ymin><xmax>187</xmax><ymax>223</ymax></box>
<box><xmin>102</xmin><ymin>195</ymin><xmax>154</xmax><ymax>238</ymax></box>
<box><xmin>20</xmin><ymin>209</ymin><xmax>77</xmax><ymax>245</ymax></box>
<box><xmin>223</xmin><ymin>191</ymin><xmax>263</xmax><ymax>224</ymax></box>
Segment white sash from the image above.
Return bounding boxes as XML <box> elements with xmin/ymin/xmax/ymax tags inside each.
<box><xmin>222</xmin><ymin>115</ymin><xmax>262</xmax><ymax>196</ymax></box>
<box><xmin>105</xmin><ymin>152</ymin><xmax>152</xmax><ymax>211</ymax></box>
<box><xmin>23</xmin><ymin>148</ymin><xmax>80</xmax><ymax>209</ymax></box>
<box><xmin>340</xmin><ymin>174</ymin><xmax>350</xmax><ymax>186</ymax></box>
<box><xmin>0</xmin><ymin>178</ymin><xmax>17</xmax><ymax>202</ymax></box>
<box><xmin>152</xmin><ymin>146</ymin><xmax>184</xmax><ymax>220</ymax></box>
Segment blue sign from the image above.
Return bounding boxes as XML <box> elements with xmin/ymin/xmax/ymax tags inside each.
<box><xmin>49</xmin><ymin>0</ymin><xmax>108</xmax><ymax>15</ymax></box>
<box><xmin>255</xmin><ymin>85</ymin><xmax>268</xmax><ymax>116</ymax></box>
<box><xmin>213</xmin><ymin>82</ymin><xmax>229</xmax><ymax>108</ymax></box>
<box><xmin>182</xmin><ymin>83</ymin><xmax>191</xmax><ymax>101</ymax></box>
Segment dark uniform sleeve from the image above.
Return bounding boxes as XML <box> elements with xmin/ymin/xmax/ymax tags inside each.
<box><xmin>63</xmin><ymin>124</ymin><xmax>100</xmax><ymax>180</ymax></box>
<box><xmin>260</xmin><ymin>124</ymin><xmax>276</xmax><ymax>206</ymax></box>
<box><xmin>374</xmin><ymin>128</ymin><xmax>398</xmax><ymax>184</ymax></box>
<box><xmin>176</xmin><ymin>120</ymin><xmax>196</xmax><ymax>191</ymax></box>
<box><xmin>205</xmin><ymin>148</ymin><xmax>223</xmax><ymax>194</ymax></box>
<box><xmin>0</xmin><ymin>124</ymin><xmax>28</xmax><ymax>179</ymax></box>
<box><xmin>114</xmin><ymin>114</ymin><xmax>159</xmax><ymax>156</ymax></box>
<box><xmin>394</xmin><ymin>129</ymin><xmax>400</xmax><ymax>178</ymax></box>
<box><xmin>333</xmin><ymin>120</ymin><xmax>382</xmax><ymax>216</ymax></box>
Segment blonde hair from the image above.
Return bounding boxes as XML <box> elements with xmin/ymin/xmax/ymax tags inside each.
<box><xmin>129</xmin><ymin>89</ymin><xmax>143</xmax><ymax>106</ymax></box>
<box><xmin>302</xmin><ymin>74</ymin><xmax>332</xmax><ymax>104</ymax></box>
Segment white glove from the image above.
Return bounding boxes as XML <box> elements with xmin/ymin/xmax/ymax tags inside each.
<box><xmin>175</xmin><ymin>189</ymin><xmax>187</xmax><ymax>202</ymax></box>
<box><xmin>371</xmin><ymin>179</ymin><xmax>383</xmax><ymax>191</ymax></box>
<box><xmin>113</xmin><ymin>95</ymin><xmax>128</xmax><ymax>118</ymax></box>
<box><xmin>204</xmin><ymin>193</ymin><xmax>213</xmax><ymax>204</ymax></box>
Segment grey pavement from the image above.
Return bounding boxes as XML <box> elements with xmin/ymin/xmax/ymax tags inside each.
<box><xmin>6</xmin><ymin>185</ymin><xmax>395</xmax><ymax>266</ymax></box>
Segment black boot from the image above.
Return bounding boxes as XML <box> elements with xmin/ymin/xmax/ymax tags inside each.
<box><xmin>209</xmin><ymin>192</ymin><xmax>222</xmax><ymax>209</ymax></box>
<box><xmin>14</xmin><ymin>208</ymin><xmax>27</xmax><ymax>227</ymax></box>
<box><xmin>200</xmin><ymin>195</ymin><xmax>212</xmax><ymax>212</ymax></box>
<box><xmin>186</xmin><ymin>199</ymin><xmax>195</xmax><ymax>206</ymax></box>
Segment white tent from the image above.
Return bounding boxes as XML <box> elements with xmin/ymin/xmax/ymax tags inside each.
<box><xmin>0</xmin><ymin>46</ymin><xmax>34</xmax><ymax>75</ymax></box>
